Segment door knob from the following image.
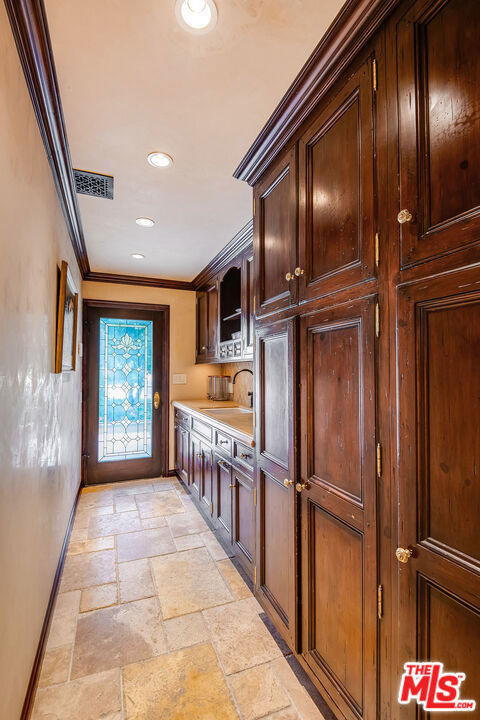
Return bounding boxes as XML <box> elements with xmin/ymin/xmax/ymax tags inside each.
<box><xmin>296</xmin><ymin>482</ymin><xmax>308</xmax><ymax>492</ymax></box>
<box><xmin>294</xmin><ymin>267</ymin><xmax>304</xmax><ymax>277</ymax></box>
<box><xmin>396</xmin><ymin>547</ymin><xmax>413</xmax><ymax>563</ymax></box>
<box><xmin>153</xmin><ymin>392</ymin><xmax>160</xmax><ymax>410</ymax></box>
<box><xmin>285</xmin><ymin>272</ymin><xmax>294</xmax><ymax>281</ymax></box>
<box><xmin>397</xmin><ymin>209</ymin><xmax>413</xmax><ymax>224</ymax></box>
<box><xmin>283</xmin><ymin>479</ymin><xmax>294</xmax><ymax>487</ymax></box>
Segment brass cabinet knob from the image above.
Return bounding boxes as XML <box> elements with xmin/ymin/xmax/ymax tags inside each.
<box><xmin>229</xmin><ymin>484</ymin><xmax>235</xmax><ymax>489</ymax></box>
<box><xmin>240</xmin><ymin>453</ymin><xmax>251</xmax><ymax>459</ymax></box>
<box><xmin>396</xmin><ymin>547</ymin><xmax>413</xmax><ymax>563</ymax></box>
<box><xmin>283</xmin><ymin>479</ymin><xmax>294</xmax><ymax>487</ymax></box>
<box><xmin>201</xmin><ymin>346</ymin><xmax>207</xmax><ymax>350</ymax></box>
<box><xmin>285</xmin><ymin>272</ymin><xmax>294</xmax><ymax>281</ymax></box>
<box><xmin>294</xmin><ymin>267</ymin><xmax>304</xmax><ymax>277</ymax></box>
<box><xmin>296</xmin><ymin>482</ymin><xmax>308</xmax><ymax>492</ymax></box>
<box><xmin>196</xmin><ymin>453</ymin><xmax>203</xmax><ymax>458</ymax></box>
<box><xmin>153</xmin><ymin>392</ymin><xmax>160</xmax><ymax>410</ymax></box>
<box><xmin>397</xmin><ymin>209</ymin><xmax>413</xmax><ymax>224</ymax></box>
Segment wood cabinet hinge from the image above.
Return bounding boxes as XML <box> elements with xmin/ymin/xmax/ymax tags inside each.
<box><xmin>254</xmin><ymin>566</ymin><xmax>257</xmax><ymax>584</ymax></box>
<box><xmin>254</xmin><ymin>488</ymin><xmax>257</xmax><ymax>506</ymax></box>
<box><xmin>375</xmin><ymin>232</ymin><xmax>380</xmax><ymax>267</ymax></box>
<box><xmin>377</xmin><ymin>584</ymin><xmax>383</xmax><ymax>619</ymax></box>
<box><xmin>375</xmin><ymin>302</ymin><xmax>380</xmax><ymax>338</ymax></box>
<box><xmin>372</xmin><ymin>59</ymin><xmax>378</xmax><ymax>92</ymax></box>
<box><xmin>376</xmin><ymin>442</ymin><xmax>382</xmax><ymax>478</ymax></box>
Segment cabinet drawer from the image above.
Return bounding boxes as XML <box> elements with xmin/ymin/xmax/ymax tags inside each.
<box><xmin>215</xmin><ymin>429</ymin><xmax>232</xmax><ymax>456</ymax></box>
<box><xmin>191</xmin><ymin>416</ymin><xmax>213</xmax><ymax>442</ymax></box>
<box><xmin>233</xmin><ymin>440</ymin><xmax>254</xmax><ymax>474</ymax></box>
<box><xmin>174</xmin><ymin>407</ymin><xmax>189</xmax><ymax>427</ymax></box>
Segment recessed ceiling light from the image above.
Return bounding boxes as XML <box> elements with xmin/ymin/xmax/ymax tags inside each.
<box><xmin>147</xmin><ymin>151</ymin><xmax>173</xmax><ymax>168</ymax></box>
<box><xmin>175</xmin><ymin>0</ymin><xmax>217</xmax><ymax>33</ymax></box>
<box><xmin>135</xmin><ymin>217</ymin><xmax>155</xmax><ymax>227</ymax></box>
<box><xmin>131</xmin><ymin>253</ymin><xmax>145</xmax><ymax>260</ymax></box>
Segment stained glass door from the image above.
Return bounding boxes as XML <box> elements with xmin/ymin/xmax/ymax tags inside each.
<box><xmin>85</xmin><ymin>303</ymin><xmax>168</xmax><ymax>484</ymax></box>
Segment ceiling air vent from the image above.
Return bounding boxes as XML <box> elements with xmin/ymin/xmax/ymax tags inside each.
<box><xmin>73</xmin><ymin>169</ymin><xmax>114</xmax><ymax>199</ymax></box>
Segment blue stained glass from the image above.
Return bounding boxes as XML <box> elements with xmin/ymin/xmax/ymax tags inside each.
<box><xmin>98</xmin><ymin>318</ymin><xmax>153</xmax><ymax>462</ymax></box>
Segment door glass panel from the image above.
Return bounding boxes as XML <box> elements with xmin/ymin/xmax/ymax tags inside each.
<box><xmin>98</xmin><ymin>318</ymin><xmax>153</xmax><ymax>462</ymax></box>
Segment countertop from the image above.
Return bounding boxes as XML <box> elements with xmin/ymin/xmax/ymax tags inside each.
<box><xmin>172</xmin><ymin>399</ymin><xmax>254</xmax><ymax>445</ymax></box>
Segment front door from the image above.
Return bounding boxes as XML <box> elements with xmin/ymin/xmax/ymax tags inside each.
<box><xmin>84</xmin><ymin>301</ymin><xmax>169</xmax><ymax>485</ymax></box>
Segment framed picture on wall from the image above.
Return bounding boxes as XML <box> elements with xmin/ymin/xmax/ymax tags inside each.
<box><xmin>55</xmin><ymin>260</ymin><xmax>78</xmax><ymax>373</ymax></box>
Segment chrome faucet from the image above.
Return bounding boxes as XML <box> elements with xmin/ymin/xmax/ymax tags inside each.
<box><xmin>232</xmin><ymin>368</ymin><xmax>254</xmax><ymax>408</ymax></box>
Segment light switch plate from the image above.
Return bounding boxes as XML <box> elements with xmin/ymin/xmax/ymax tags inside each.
<box><xmin>172</xmin><ymin>374</ymin><xmax>187</xmax><ymax>385</ymax></box>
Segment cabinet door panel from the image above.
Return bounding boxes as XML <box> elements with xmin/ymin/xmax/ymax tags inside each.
<box><xmin>207</xmin><ymin>283</ymin><xmax>218</xmax><ymax>358</ymax></box>
<box><xmin>196</xmin><ymin>291</ymin><xmax>208</xmax><ymax>362</ymax></box>
<box><xmin>190</xmin><ymin>435</ymin><xmax>202</xmax><ymax>497</ymax></box>
<box><xmin>215</xmin><ymin>456</ymin><xmax>233</xmax><ymax>541</ymax></box>
<box><xmin>299</xmin><ymin>56</ymin><xmax>376</xmax><ymax>300</ymax></box>
<box><xmin>233</xmin><ymin>468</ymin><xmax>255</xmax><ymax>576</ymax></box>
<box><xmin>300</xmin><ymin>296</ymin><xmax>377</xmax><ymax>720</ymax></box>
<box><xmin>397</xmin><ymin>0</ymin><xmax>480</xmax><ymax>266</ymax></box>
<box><xmin>396</xmin><ymin>269</ymin><xmax>480</xmax><ymax>718</ymax></box>
<box><xmin>242</xmin><ymin>251</ymin><xmax>254</xmax><ymax>357</ymax></box>
<box><xmin>201</xmin><ymin>442</ymin><xmax>213</xmax><ymax>513</ymax></box>
<box><xmin>254</xmin><ymin>148</ymin><xmax>297</xmax><ymax>317</ymax></box>
<box><xmin>256</xmin><ymin>319</ymin><xmax>296</xmax><ymax>648</ymax></box>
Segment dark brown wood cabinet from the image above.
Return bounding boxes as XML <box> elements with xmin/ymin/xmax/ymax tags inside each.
<box><xmin>174</xmin><ymin>422</ymin><xmax>189</xmax><ymax>485</ymax></box>
<box><xmin>254</xmin><ymin>147</ymin><xmax>298</xmax><ymax>318</ymax></box>
<box><xmin>195</xmin><ymin>224</ymin><xmax>254</xmax><ymax>363</ymax></box>
<box><xmin>234</xmin><ymin>0</ymin><xmax>480</xmax><ymax>718</ymax></box>
<box><xmin>255</xmin><ymin>318</ymin><xmax>297</xmax><ymax>649</ymax></box>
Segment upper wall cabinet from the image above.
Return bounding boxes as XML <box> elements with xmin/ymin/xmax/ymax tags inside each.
<box><xmin>298</xmin><ymin>55</ymin><xmax>377</xmax><ymax>301</ymax></box>
<box><xmin>254</xmin><ymin>147</ymin><xmax>298</xmax><ymax>318</ymax></box>
<box><xmin>196</xmin><ymin>239</ymin><xmax>253</xmax><ymax>363</ymax></box>
<box><xmin>396</xmin><ymin>0</ymin><xmax>480</xmax><ymax>267</ymax></box>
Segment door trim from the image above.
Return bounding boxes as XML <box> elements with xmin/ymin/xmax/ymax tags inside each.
<box><xmin>82</xmin><ymin>299</ymin><xmax>170</xmax><ymax>484</ymax></box>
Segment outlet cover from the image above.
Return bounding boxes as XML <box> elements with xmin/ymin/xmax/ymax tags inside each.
<box><xmin>172</xmin><ymin>374</ymin><xmax>187</xmax><ymax>385</ymax></box>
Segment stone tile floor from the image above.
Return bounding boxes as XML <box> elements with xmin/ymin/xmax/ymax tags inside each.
<box><xmin>32</xmin><ymin>477</ymin><xmax>328</xmax><ymax>720</ymax></box>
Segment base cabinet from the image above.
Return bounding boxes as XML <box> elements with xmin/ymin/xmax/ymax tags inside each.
<box><xmin>174</xmin><ymin>406</ymin><xmax>255</xmax><ymax>581</ymax></box>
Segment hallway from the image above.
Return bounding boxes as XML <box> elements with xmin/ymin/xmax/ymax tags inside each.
<box><xmin>31</xmin><ymin>478</ymin><xmax>325</xmax><ymax>720</ymax></box>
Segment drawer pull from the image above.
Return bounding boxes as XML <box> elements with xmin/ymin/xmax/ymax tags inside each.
<box><xmin>240</xmin><ymin>453</ymin><xmax>251</xmax><ymax>459</ymax></box>
<box><xmin>219</xmin><ymin>439</ymin><xmax>229</xmax><ymax>445</ymax></box>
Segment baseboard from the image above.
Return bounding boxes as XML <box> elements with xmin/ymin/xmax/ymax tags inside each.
<box><xmin>167</xmin><ymin>468</ymin><xmax>177</xmax><ymax>477</ymax></box>
<box><xmin>20</xmin><ymin>481</ymin><xmax>83</xmax><ymax>720</ymax></box>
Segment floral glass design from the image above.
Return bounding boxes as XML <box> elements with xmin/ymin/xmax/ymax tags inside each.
<box><xmin>98</xmin><ymin>318</ymin><xmax>153</xmax><ymax>462</ymax></box>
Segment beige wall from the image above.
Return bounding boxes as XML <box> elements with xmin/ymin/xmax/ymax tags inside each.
<box><xmin>0</xmin><ymin>5</ymin><xmax>83</xmax><ymax>718</ymax></box>
<box><xmin>82</xmin><ymin>282</ymin><xmax>218</xmax><ymax>468</ymax></box>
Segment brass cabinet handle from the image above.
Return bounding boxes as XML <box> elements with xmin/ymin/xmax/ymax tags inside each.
<box><xmin>285</xmin><ymin>272</ymin><xmax>294</xmax><ymax>281</ymax></box>
<box><xmin>153</xmin><ymin>392</ymin><xmax>160</xmax><ymax>410</ymax></box>
<box><xmin>397</xmin><ymin>209</ymin><xmax>413</xmax><ymax>224</ymax></box>
<box><xmin>294</xmin><ymin>267</ymin><xmax>304</xmax><ymax>277</ymax></box>
<box><xmin>240</xmin><ymin>453</ymin><xmax>251</xmax><ymax>459</ymax></box>
<box><xmin>296</xmin><ymin>482</ymin><xmax>308</xmax><ymax>492</ymax></box>
<box><xmin>284</xmin><ymin>479</ymin><xmax>294</xmax><ymax>487</ymax></box>
<box><xmin>196</xmin><ymin>453</ymin><xmax>203</xmax><ymax>458</ymax></box>
<box><xmin>219</xmin><ymin>440</ymin><xmax>229</xmax><ymax>445</ymax></box>
<box><xmin>229</xmin><ymin>484</ymin><xmax>235</xmax><ymax>489</ymax></box>
<box><xmin>396</xmin><ymin>547</ymin><xmax>413</xmax><ymax>563</ymax></box>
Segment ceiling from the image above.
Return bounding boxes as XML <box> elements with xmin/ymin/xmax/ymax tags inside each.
<box><xmin>45</xmin><ymin>0</ymin><xmax>344</xmax><ymax>281</ymax></box>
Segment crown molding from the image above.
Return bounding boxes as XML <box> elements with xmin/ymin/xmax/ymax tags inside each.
<box><xmin>83</xmin><ymin>271</ymin><xmax>194</xmax><ymax>292</ymax></box>
<box><xmin>5</xmin><ymin>0</ymin><xmax>90</xmax><ymax>275</ymax></box>
<box><xmin>233</xmin><ymin>0</ymin><xmax>401</xmax><ymax>186</ymax></box>
<box><xmin>193</xmin><ymin>219</ymin><xmax>253</xmax><ymax>289</ymax></box>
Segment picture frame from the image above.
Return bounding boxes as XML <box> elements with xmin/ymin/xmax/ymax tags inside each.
<box><xmin>55</xmin><ymin>260</ymin><xmax>78</xmax><ymax>373</ymax></box>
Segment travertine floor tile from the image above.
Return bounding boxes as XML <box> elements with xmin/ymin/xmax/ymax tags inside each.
<box><xmin>271</xmin><ymin>657</ymin><xmax>326</xmax><ymax>720</ymax></box>
<box><xmin>69</xmin><ymin>525</ymin><xmax>88</xmax><ymax>543</ymax></box>
<box><xmin>217</xmin><ymin>558</ymin><xmax>252</xmax><ymax>599</ymax></box>
<box><xmin>264</xmin><ymin>709</ymin><xmax>301</xmax><ymax>720</ymax></box>
<box><xmin>116</xmin><ymin>527</ymin><xmax>175</xmax><ymax>562</ymax></box>
<box><xmin>68</xmin><ymin>536</ymin><xmax>114</xmax><ymax>555</ymax></box>
<box><xmin>46</xmin><ymin>591</ymin><xmax>81</xmax><ymax>649</ymax></box>
<box><xmin>173</xmin><ymin>533</ymin><xmax>205</xmax><ymax>552</ymax></box>
<box><xmin>229</xmin><ymin>663</ymin><xmax>290</xmax><ymax>720</ymax></box>
<box><xmin>164</xmin><ymin>612</ymin><xmax>210</xmax><ymax>651</ymax></box>
<box><xmin>203</xmin><ymin>597</ymin><xmax>282</xmax><ymax>674</ymax></box>
<box><xmin>166</xmin><ymin>511</ymin><xmax>208</xmax><ymax>537</ymax></box>
<box><xmin>80</xmin><ymin>583</ymin><xmax>118</xmax><ymax>613</ymax></box>
<box><xmin>119</xmin><ymin>559</ymin><xmax>155</xmax><ymax>603</ymax></box>
<box><xmin>78</xmin><ymin>488</ymin><xmax>115</xmax><ymax>509</ymax></box>
<box><xmin>73</xmin><ymin>505</ymin><xmax>114</xmax><ymax>529</ymax></box>
<box><xmin>114</xmin><ymin>496</ymin><xmax>137</xmax><ymax>513</ymax></box>
<box><xmin>140</xmin><ymin>515</ymin><xmax>168</xmax><ymax>530</ymax></box>
<box><xmin>135</xmin><ymin>490</ymin><xmax>185</xmax><ymax>518</ymax></box>
<box><xmin>122</xmin><ymin>643</ymin><xmax>238</xmax><ymax>720</ymax></box>
<box><xmin>201</xmin><ymin>530</ymin><xmax>233</xmax><ymax>560</ymax></box>
<box><xmin>60</xmin><ymin>550</ymin><xmax>116</xmax><ymax>592</ymax></box>
<box><xmin>88</xmin><ymin>511</ymin><xmax>142</xmax><ymax>538</ymax></box>
<box><xmin>152</xmin><ymin>480</ymin><xmax>175</xmax><ymax>492</ymax></box>
<box><xmin>113</xmin><ymin>480</ymin><xmax>154</xmax><ymax>496</ymax></box>
<box><xmin>38</xmin><ymin>645</ymin><xmax>71</xmax><ymax>687</ymax></box>
<box><xmin>71</xmin><ymin>597</ymin><xmax>166</xmax><ymax>678</ymax></box>
<box><xmin>32</xmin><ymin>668</ymin><xmax>122</xmax><ymax>720</ymax></box>
<box><xmin>151</xmin><ymin>547</ymin><xmax>233</xmax><ymax>618</ymax></box>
